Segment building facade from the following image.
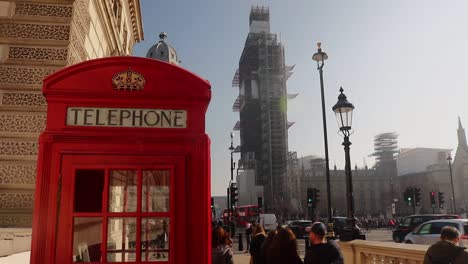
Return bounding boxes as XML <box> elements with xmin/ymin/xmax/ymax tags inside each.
<box><xmin>0</xmin><ymin>0</ymin><xmax>143</xmax><ymax>227</ymax></box>
<box><xmin>232</xmin><ymin>6</ymin><xmax>295</xmax><ymax>215</ymax></box>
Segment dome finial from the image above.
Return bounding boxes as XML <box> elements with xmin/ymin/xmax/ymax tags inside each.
<box><xmin>159</xmin><ymin>32</ymin><xmax>167</xmax><ymax>41</ymax></box>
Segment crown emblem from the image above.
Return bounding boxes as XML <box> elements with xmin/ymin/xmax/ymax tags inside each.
<box><xmin>112</xmin><ymin>68</ymin><xmax>146</xmax><ymax>91</ymax></box>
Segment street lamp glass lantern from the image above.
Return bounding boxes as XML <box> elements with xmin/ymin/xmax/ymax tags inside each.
<box><xmin>312</xmin><ymin>42</ymin><xmax>328</xmax><ymax>62</ymax></box>
<box><xmin>332</xmin><ymin>87</ymin><xmax>354</xmax><ymax>131</ymax></box>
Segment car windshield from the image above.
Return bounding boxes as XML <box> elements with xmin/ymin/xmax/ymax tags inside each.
<box><xmin>464</xmin><ymin>223</ymin><xmax>468</xmax><ymax>234</ymax></box>
<box><xmin>401</xmin><ymin>218</ymin><xmax>412</xmax><ymax>227</ymax></box>
<box><xmin>297</xmin><ymin>221</ymin><xmax>312</xmax><ymax>227</ymax></box>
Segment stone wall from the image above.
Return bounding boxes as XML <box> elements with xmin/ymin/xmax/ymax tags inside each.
<box><xmin>0</xmin><ymin>0</ymin><xmax>143</xmax><ymax>227</ymax></box>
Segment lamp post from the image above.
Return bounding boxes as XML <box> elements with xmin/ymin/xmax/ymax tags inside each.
<box><xmin>447</xmin><ymin>154</ymin><xmax>456</xmax><ymax>214</ymax></box>
<box><xmin>332</xmin><ymin>87</ymin><xmax>364</xmax><ymax>241</ymax></box>
<box><xmin>312</xmin><ymin>43</ymin><xmax>334</xmax><ymax>238</ymax></box>
<box><xmin>228</xmin><ymin>132</ymin><xmax>236</xmax><ymax>235</ymax></box>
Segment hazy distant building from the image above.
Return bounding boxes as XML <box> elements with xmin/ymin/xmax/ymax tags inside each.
<box><xmin>453</xmin><ymin>117</ymin><xmax>468</xmax><ymax>213</ymax></box>
<box><xmin>397</xmin><ymin>148</ymin><xmax>451</xmax><ymax>177</ymax></box>
<box><xmin>232</xmin><ymin>6</ymin><xmax>295</xmax><ymax>215</ymax></box>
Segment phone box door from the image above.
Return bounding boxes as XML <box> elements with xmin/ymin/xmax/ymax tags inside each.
<box><xmin>56</xmin><ymin>154</ymin><xmax>185</xmax><ymax>264</ymax></box>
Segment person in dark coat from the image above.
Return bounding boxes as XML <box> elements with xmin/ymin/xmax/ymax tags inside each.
<box><xmin>264</xmin><ymin>227</ymin><xmax>303</xmax><ymax>264</ymax></box>
<box><xmin>249</xmin><ymin>225</ymin><xmax>266</xmax><ymax>264</ymax></box>
<box><xmin>304</xmin><ymin>222</ymin><xmax>343</xmax><ymax>264</ymax></box>
<box><xmin>424</xmin><ymin>226</ymin><xmax>468</xmax><ymax>264</ymax></box>
<box><xmin>212</xmin><ymin>226</ymin><xmax>234</xmax><ymax>264</ymax></box>
<box><xmin>245</xmin><ymin>223</ymin><xmax>253</xmax><ymax>252</ymax></box>
<box><xmin>260</xmin><ymin>229</ymin><xmax>278</xmax><ymax>264</ymax></box>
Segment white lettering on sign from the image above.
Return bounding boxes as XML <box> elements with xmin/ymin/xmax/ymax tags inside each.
<box><xmin>66</xmin><ymin>107</ymin><xmax>187</xmax><ymax>128</ymax></box>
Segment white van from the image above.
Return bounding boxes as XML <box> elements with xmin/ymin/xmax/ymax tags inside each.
<box><xmin>260</xmin><ymin>214</ymin><xmax>277</xmax><ymax>231</ymax></box>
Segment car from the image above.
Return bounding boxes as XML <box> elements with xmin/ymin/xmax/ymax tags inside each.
<box><xmin>287</xmin><ymin>220</ymin><xmax>312</xmax><ymax>238</ymax></box>
<box><xmin>404</xmin><ymin>219</ymin><xmax>468</xmax><ymax>246</ymax></box>
<box><xmin>331</xmin><ymin>217</ymin><xmax>349</xmax><ymax>237</ymax></box>
<box><xmin>392</xmin><ymin>214</ymin><xmax>460</xmax><ymax>243</ymax></box>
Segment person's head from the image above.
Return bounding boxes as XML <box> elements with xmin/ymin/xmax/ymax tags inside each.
<box><xmin>440</xmin><ymin>226</ymin><xmax>460</xmax><ymax>244</ymax></box>
<box><xmin>265</xmin><ymin>227</ymin><xmax>300</xmax><ymax>264</ymax></box>
<box><xmin>212</xmin><ymin>226</ymin><xmax>229</xmax><ymax>248</ymax></box>
<box><xmin>252</xmin><ymin>224</ymin><xmax>265</xmax><ymax>236</ymax></box>
<box><xmin>307</xmin><ymin>222</ymin><xmax>327</xmax><ymax>244</ymax></box>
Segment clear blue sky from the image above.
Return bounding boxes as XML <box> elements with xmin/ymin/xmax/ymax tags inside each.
<box><xmin>133</xmin><ymin>0</ymin><xmax>468</xmax><ymax>196</ymax></box>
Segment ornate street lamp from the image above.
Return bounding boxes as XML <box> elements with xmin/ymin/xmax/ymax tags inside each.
<box><xmin>312</xmin><ymin>43</ymin><xmax>334</xmax><ymax>239</ymax></box>
<box><xmin>332</xmin><ymin>87</ymin><xmax>364</xmax><ymax>241</ymax></box>
<box><xmin>447</xmin><ymin>154</ymin><xmax>457</xmax><ymax>214</ymax></box>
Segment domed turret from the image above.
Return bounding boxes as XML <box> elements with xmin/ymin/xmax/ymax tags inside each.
<box><xmin>146</xmin><ymin>32</ymin><xmax>179</xmax><ymax>65</ymax></box>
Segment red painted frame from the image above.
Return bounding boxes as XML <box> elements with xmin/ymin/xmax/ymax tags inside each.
<box><xmin>31</xmin><ymin>57</ymin><xmax>211</xmax><ymax>264</ymax></box>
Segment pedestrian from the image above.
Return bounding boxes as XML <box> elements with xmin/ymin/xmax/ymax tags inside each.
<box><xmin>423</xmin><ymin>226</ymin><xmax>468</xmax><ymax>264</ymax></box>
<box><xmin>260</xmin><ymin>229</ymin><xmax>278</xmax><ymax>264</ymax></box>
<box><xmin>264</xmin><ymin>227</ymin><xmax>303</xmax><ymax>264</ymax></box>
<box><xmin>304</xmin><ymin>222</ymin><xmax>344</xmax><ymax>264</ymax></box>
<box><xmin>249</xmin><ymin>225</ymin><xmax>266</xmax><ymax>264</ymax></box>
<box><xmin>212</xmin><ymin>226</ymin><xmax>234</xmax><ymax>264</ymax></box>
<box><xmin>245</xmin><ymin>222</ymin><xmax>253</xmax><ymax>252</ymax></box>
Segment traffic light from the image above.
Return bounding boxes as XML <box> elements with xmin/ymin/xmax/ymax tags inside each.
<box><xmin>307</xmin><ymin>188</ymin><xmax>313</xmax><ymax>207</ymax></box>
<box><xmin>414</xmin><ymin>188</ymin><xmax>421</xmax><ymax>206</ymax></box>
<box><xmin>257</xmin><ymin>197</ymin><xmax>263</xmax><ymax>211</ymax></box>
<box><xmin>404</xmin><ymin>188</ymin><xmax>413</xmax><ymax>206</ymax></box>
<box><xmin>313</xmin><ymin>188</ymin><xmax>320</xmax><ymax>204</ymax></box>
<box><xmin>438</xmin><ymin>192</ymin><xmax>445</xmax><ymax>208</ymax></box>
<box><xmin>230</xmin><ymin>183</ymin><xmax>238</xmax><ymax>208</ymax></box>
<box><xmin>430</xmin><ymin>191</ymin><xmax>436</xmax><ymax>207</ymax></box>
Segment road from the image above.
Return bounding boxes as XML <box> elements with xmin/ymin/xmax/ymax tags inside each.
<box><xmin>232</xmin><ymin>228</ymin><xmax>394</xmax><ymax>264</ymax></box>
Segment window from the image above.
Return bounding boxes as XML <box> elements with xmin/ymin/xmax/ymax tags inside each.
<box><xmin>401</xmin><ymin>218</ymin><xmax>412</xmax><ymax>227</ymax></box>
<box><xmin>411</xmin><ymin>217</ymin><xmax>425</xmax><ymax>227</ymax></box>
<box><xmin>72</xmin><ymin>168</ymin><xmax>171</xmax><ymax>263</ymax></box>
<box><xmin>418</xmin><ymin>224</ymin><xmax>431</xmax><ymax>235</ymax></box>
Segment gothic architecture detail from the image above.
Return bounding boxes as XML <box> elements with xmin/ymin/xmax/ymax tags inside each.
<box><xmin>0</xmin><ymin>0</ymin><xmax>143</xmax><ymax>228</ymax></box>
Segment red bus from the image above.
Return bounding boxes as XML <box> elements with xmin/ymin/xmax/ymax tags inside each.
<box><xmin>223</xmin><ymin>205</ymin><xmax>260</xmax><ymax>227</ymax></box>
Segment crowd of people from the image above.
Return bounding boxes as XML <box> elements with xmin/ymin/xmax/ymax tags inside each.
<box><xmin>212</xmin><ymin>221</ymin><xmax>344</xmax><ymax>264</ymax></box>
<box><xmin>212</xmin><ymin>221</ymin><xmax>468</xmax><ymax>264</ymax></box>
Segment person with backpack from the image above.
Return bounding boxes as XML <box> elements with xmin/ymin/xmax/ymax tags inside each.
<box><xmin>303</xmin><ymin>222</ymin><xmax>344</xmax><ymax>264</ymax></box>
<box><xmin>424</xmin><ymin>226</ymin><xmax>468</xmax><ymax>264</ymax></box>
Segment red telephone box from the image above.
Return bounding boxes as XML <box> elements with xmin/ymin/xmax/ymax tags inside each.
<box><xmin>30</xmin><ymin>57</ymin><xmax>211</xmax><ymax>264</ymax></box>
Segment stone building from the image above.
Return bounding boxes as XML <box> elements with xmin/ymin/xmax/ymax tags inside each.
<box><xmin>0</xmin><ymin>0</ymin><xmax>143</xmax><ymax>227</ymax></box>
<box><xmin>292</xmin><ymin>156</ymin><xmax>389</xmax><ymax>218</ymax></box>
<box><xmin>452</xmin><ymin>117</ymin><xmax>468</xmax><ymax>213</ymax></box>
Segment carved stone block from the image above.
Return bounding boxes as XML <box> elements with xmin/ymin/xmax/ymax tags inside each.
<box><xmin>8</xmin><ymin>46</ymin><xmax>68</xmax><ymax>61</ymax></box>
<box><xmin>0</xmin><ymin>23</ymin><xmax>70</xmax><ymax>41</ymax></box>
<box><xmin>0</xmin><ymin>66</ymin><xmax>56</xmax><ymax>85</ymax></box>
<box><xmin>0</xmin><ymin>139</ymin><xmax>38</xmax><ymax>156</ymax></box>
<box><xmin>0</xmin><ymin>193</ymin><xmax>34</xmax><ymax>209</ymax></box>
<box><xmin>0</xmin><ymin>113</ymin><xmax>46</xmax><ymax>133</ymax></box>
<box><xmin>0</xmin><ymin>163</ymin><xmax>36</xmax><ymax>184</ymax></box>
<box><xmin>0</xmin><ymin>215</ymin><xmax>32</xmax><ymax>228</ymax></box>
<box><xmin>1</xmin><ymin>92</ymin><xmax>46</xmax><ymax>108</ymax></box>
<box><xmin>15</xmin><ymin>3</ymin><xmax>73</xmax><ymax>18</ymax></box>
